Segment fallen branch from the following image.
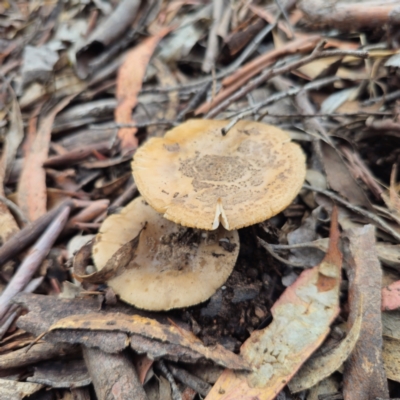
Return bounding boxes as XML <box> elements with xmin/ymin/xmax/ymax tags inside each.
<box><xmin>299</xmin><ymin>0</ymin><xmax>400</xmax><ymax>31</ymax></box>
<box><xmin>0</xmin><ymin>205</ymin><xmax>70</xmax><ymax>321</ymax></box>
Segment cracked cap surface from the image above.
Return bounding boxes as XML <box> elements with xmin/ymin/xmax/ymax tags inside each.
<box><xmin>132</xmin><ymin>119</ymin><xmax>306</xmax><ymax>230</ymax></box>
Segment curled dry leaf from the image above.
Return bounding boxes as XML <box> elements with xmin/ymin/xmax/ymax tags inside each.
<box><xmin>205</xmin><ymin>208</ymin><xmax>342</xmax><ymax>400</ymax></box>
<box><xmin>115</xmin><ymin>28</ymin><xmax>170</xmax><ymax>152</ymax></box>
<box><xmin>289</xmin><ymin>297</ymin><xmax>363</xmax><ymax>393</ymax></box>
<box><xmin>73</xmin><ymin>230</ymin><xmax>141</xmax><ymax>284</ymax></box>
<box><xmin>46</xmin><ymin>313</ymin><xmax>251</xmax><ymax>371</ymax></box>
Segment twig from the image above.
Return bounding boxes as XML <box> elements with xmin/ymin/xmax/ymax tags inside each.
<box><xmin>66</xmin><ymin>199</ymin><xmax>109</xmax><ymax>229</ymax></box>
<box><xmin>167</xmin><ymin>363</ymin><xmax>211</xmax><ymax>397</ymax></box>
<box><xmin>303</xmin><ymin>184</ymin><xmax>400</xmax><ymax>242</ymax></box>
<box><xmin>206</xmin><ymin>48</ymin><xmax>369</xmax><ymax>118</ymax></box>
<box><xmin>0</xmin><ymin>205</ymin><xmax>70</xmax><ymax>321</ymax></box>
<box><xmin>362</xmin><ymin>89</ymin><xmax>400</xmax><ymax>106</ymax></box>
<box><xmin>225</xmin><ymin>12</ymin><xmax>281</xmax><ymax>73</ymax></box>
<box><xmin>274</xmin><ymin>0</ymin><xmax>295</xmax><ymax>37</ymax></box>
<box><xmin>231</xmin><ymin>111</ymin><xmax>393</xmax><ymax>119</ymax></box>
<box><xmin>94</xmin><ymin>180</ymin><xmax>137</xmax><ymax>223</ymax></box>
<box><xmin>202</xmin><ymin>0</ymin><xmax>224</xmax><ymax>72</ymax></box>
<box><xmin>0</xmin><ymin>195</ymin><xmax>29</xmax><ymax>226</ymax></box>
<box><xmin>73</xmin><ymin>222</ymin><xmax>101</xmax><ymax>230</ymax></box>
<box><xmin>222</xmin><ymin>76</ymin><xmax>339</xmax><ymax>134</ymax></box>
<box><xmin>141</xmin><ymin>13</ymin><xmax>281</xmax><ymax>94</ymax></box>
<box><xmin>115</xmin><ymin>120</ymin><xmax>174</xmax><ymax>129</ymax></box>
<box><xmin>257</xmin><ymin>237</ymin><xmax>307</xmax><ymax>267</ymax></box>
<box><xmin>176</xmin><ymin>82</ymin><xmax>212</xmax><ymax>122</ymax></box>
<box><xmin>156</xmin><ymin>360</ymin><xmax>182</xmax><ymax>400</ymax></box>
<box><xmin>0</xmin><ymin>199</ymin><xmax>74</xmax><ymax>266</ymax></box>
<box><xmin>269</xmin><ymin>239</ymin><xmax>328</xmax><ymax>251</ymax></box>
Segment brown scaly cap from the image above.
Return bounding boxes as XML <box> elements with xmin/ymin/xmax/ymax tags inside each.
<box><xmin>132</xmin><ymin>119</ymin><xmax>306</xmax><ymax>230</ymax></box>
<box><xmin>92</xmin><ymin>197</ymin><xmax>240</xmax><ymax>311</ymax></box>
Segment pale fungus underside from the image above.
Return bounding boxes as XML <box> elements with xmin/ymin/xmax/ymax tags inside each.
<box><xmin>132</xmin><ymin>119</ymin><xmax>306</xmax><ymax>231</ymax></box>
<box><xmin>92</xmin><ymin>197</ymin><xmax>240</xmax><ymax>311</ymax></box>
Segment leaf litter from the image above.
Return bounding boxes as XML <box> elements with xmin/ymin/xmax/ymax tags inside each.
<box><xmin>1</xmin><ymin>1</ymin><xmax>400</xmax><ymax>399</ymax></box>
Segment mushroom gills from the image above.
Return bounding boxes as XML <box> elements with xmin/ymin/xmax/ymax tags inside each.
<box><xmin>212</xmin><ymin>199</ymin><xmax>229</xmax><ymax>230</ymax></box>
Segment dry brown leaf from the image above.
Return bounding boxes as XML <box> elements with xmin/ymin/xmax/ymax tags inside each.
<box><xmin>46</xmin><ymin>313</ymin><xmax>250</xmax><ymax>371</ymax></box>
<box><xmin>343</xmin><ymin>225</ymin><xmax>389</xmax><ymax>399</ymax></box>
<box><xmin>73</xmin><ymin>231</ymin><xmax>141</xmax><ymax>284</ymax></box>
<box><xmin>320</xmin><ymin>141</ymin><xmax>371</xmax><ymax>209</ymax></box>
<box><xmin>289</xmin><ymin>297</ymin><xmax>363</xmax><ymax>392</ymax></box>
<box><xmin>205</xmin><ymin>209</ymin><xmax>342</xmax><ymax>400</ymax></box>
<box><xmin>115</xmin><ymin>28</ymin><xmax>170</xmax><ymax>151</ymax></box>
<box><xmin>17</xmin><ymin>95</ymin><xmax>75</xmax><ymax>221</ymax></box>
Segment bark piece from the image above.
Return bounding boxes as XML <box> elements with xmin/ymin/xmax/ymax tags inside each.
<box><xmin>83</xmin><ymin>347</ymin><xmax>148</xmax><ymax>400</ymax></box>
<box><xmin>0</xmin><ymin>342</ymin><xmax>77</xmax><ymax>370</ymax></box>
<box><xmin>0</xmin><ymin>379</ymin><xmax>43</xmax><ymax>400</ymax></box>
<box><xmin>343</xmin><ymin>225</ymin><xmax>389</xmax><ymax>400</ymax></box>
<box><xmin>13</xmin><ymin>293</ymin><xmax>131</xmax><ymax>353</ymax></box>
<box><xmin>27</xmin><ymin>359</ymin><xmax>90</xmax><ymax>388</ymax></box>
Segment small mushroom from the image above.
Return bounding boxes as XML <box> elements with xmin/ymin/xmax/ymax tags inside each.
<box><xmin>132</xmin><ymin>119</ymin><xmax>306</xmax><ymax>230</ymax></box>
<box><xmin>92</xmin><ymin>197</ymin><xmax>239</xmax><ymax>310</ymax></box>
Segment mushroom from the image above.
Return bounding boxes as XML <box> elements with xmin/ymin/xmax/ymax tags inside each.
<box><xmin>92</xmin><ymin>197</ymin><xmax>240</xmax><ymax>311</ymax></box>
<box><xmin>132</xmin><ymin>119</ymin><xmax>306</xmax><ymax>230</ymax></box>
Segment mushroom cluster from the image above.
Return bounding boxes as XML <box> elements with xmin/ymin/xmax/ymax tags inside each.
<box><xmin>92</xmin><ymin>119</ymin><xmax>306</xmax><ymax>311</ymax></box>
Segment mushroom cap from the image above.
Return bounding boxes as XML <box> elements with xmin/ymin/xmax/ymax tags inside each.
<box><xmin>132</xmin><ymin>119</ymin><xmax>306</xmax><ymax>230</ymax></box>
<box><xmin>92</xmin><ymin>197</ymin><xmax>240</xmax><ymax>311</ymax></box>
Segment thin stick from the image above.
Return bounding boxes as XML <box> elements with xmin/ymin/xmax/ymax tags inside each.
<box><xmin>141</xmin><ymin>14</ymin><xmax>281</xmax><ymax>94</ymax></box>
<box><xmin>206</xmin><ymin>48</ymin><xmax>369</xmax><ymax>118</ymax></box>
<box><xmin>222</xmin><ymin>76</ymin><xmax>339</xmax><ymax>134</ymax></box>
<box><xmin>167</xmin><ymin>363</ymin><xmax>211</xmax><ymax>397</ymax></box>
<box><xmin>303</xmin><ymin>184</ymin><xmax>400</xmax><ymax>242</ymax></box>
<box><xmin>0</xmin><ymin>206</ymin><xmax>70</xmax><ymax>321</ymax></box>
<box><xmin>274</xmin><ymin>0</ymin><xmax>295</xmax><ymax>37</ymax></box>
<box><xmin>156</xmin><ymin>360</ymin><xmax>182</xmax><ymax>400</ymax></box>
<box><xmin>258</xmin><ymin>237</ymin><xmax>307</xmax><ymax>267</ymax></box>
<box><xmin>176</xmin><ymin>82</ymin><xmax>212</xmax><ymax>122</ymax></box>
<box><xmin>94</xmin><ymin>180</ymin><xmax>138</xmax><ymax>223</ymax></box>
<box><xmin>0</xmin><ymin>199</ymin><xmax>74</xmax><ymax>266</ymax></box>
